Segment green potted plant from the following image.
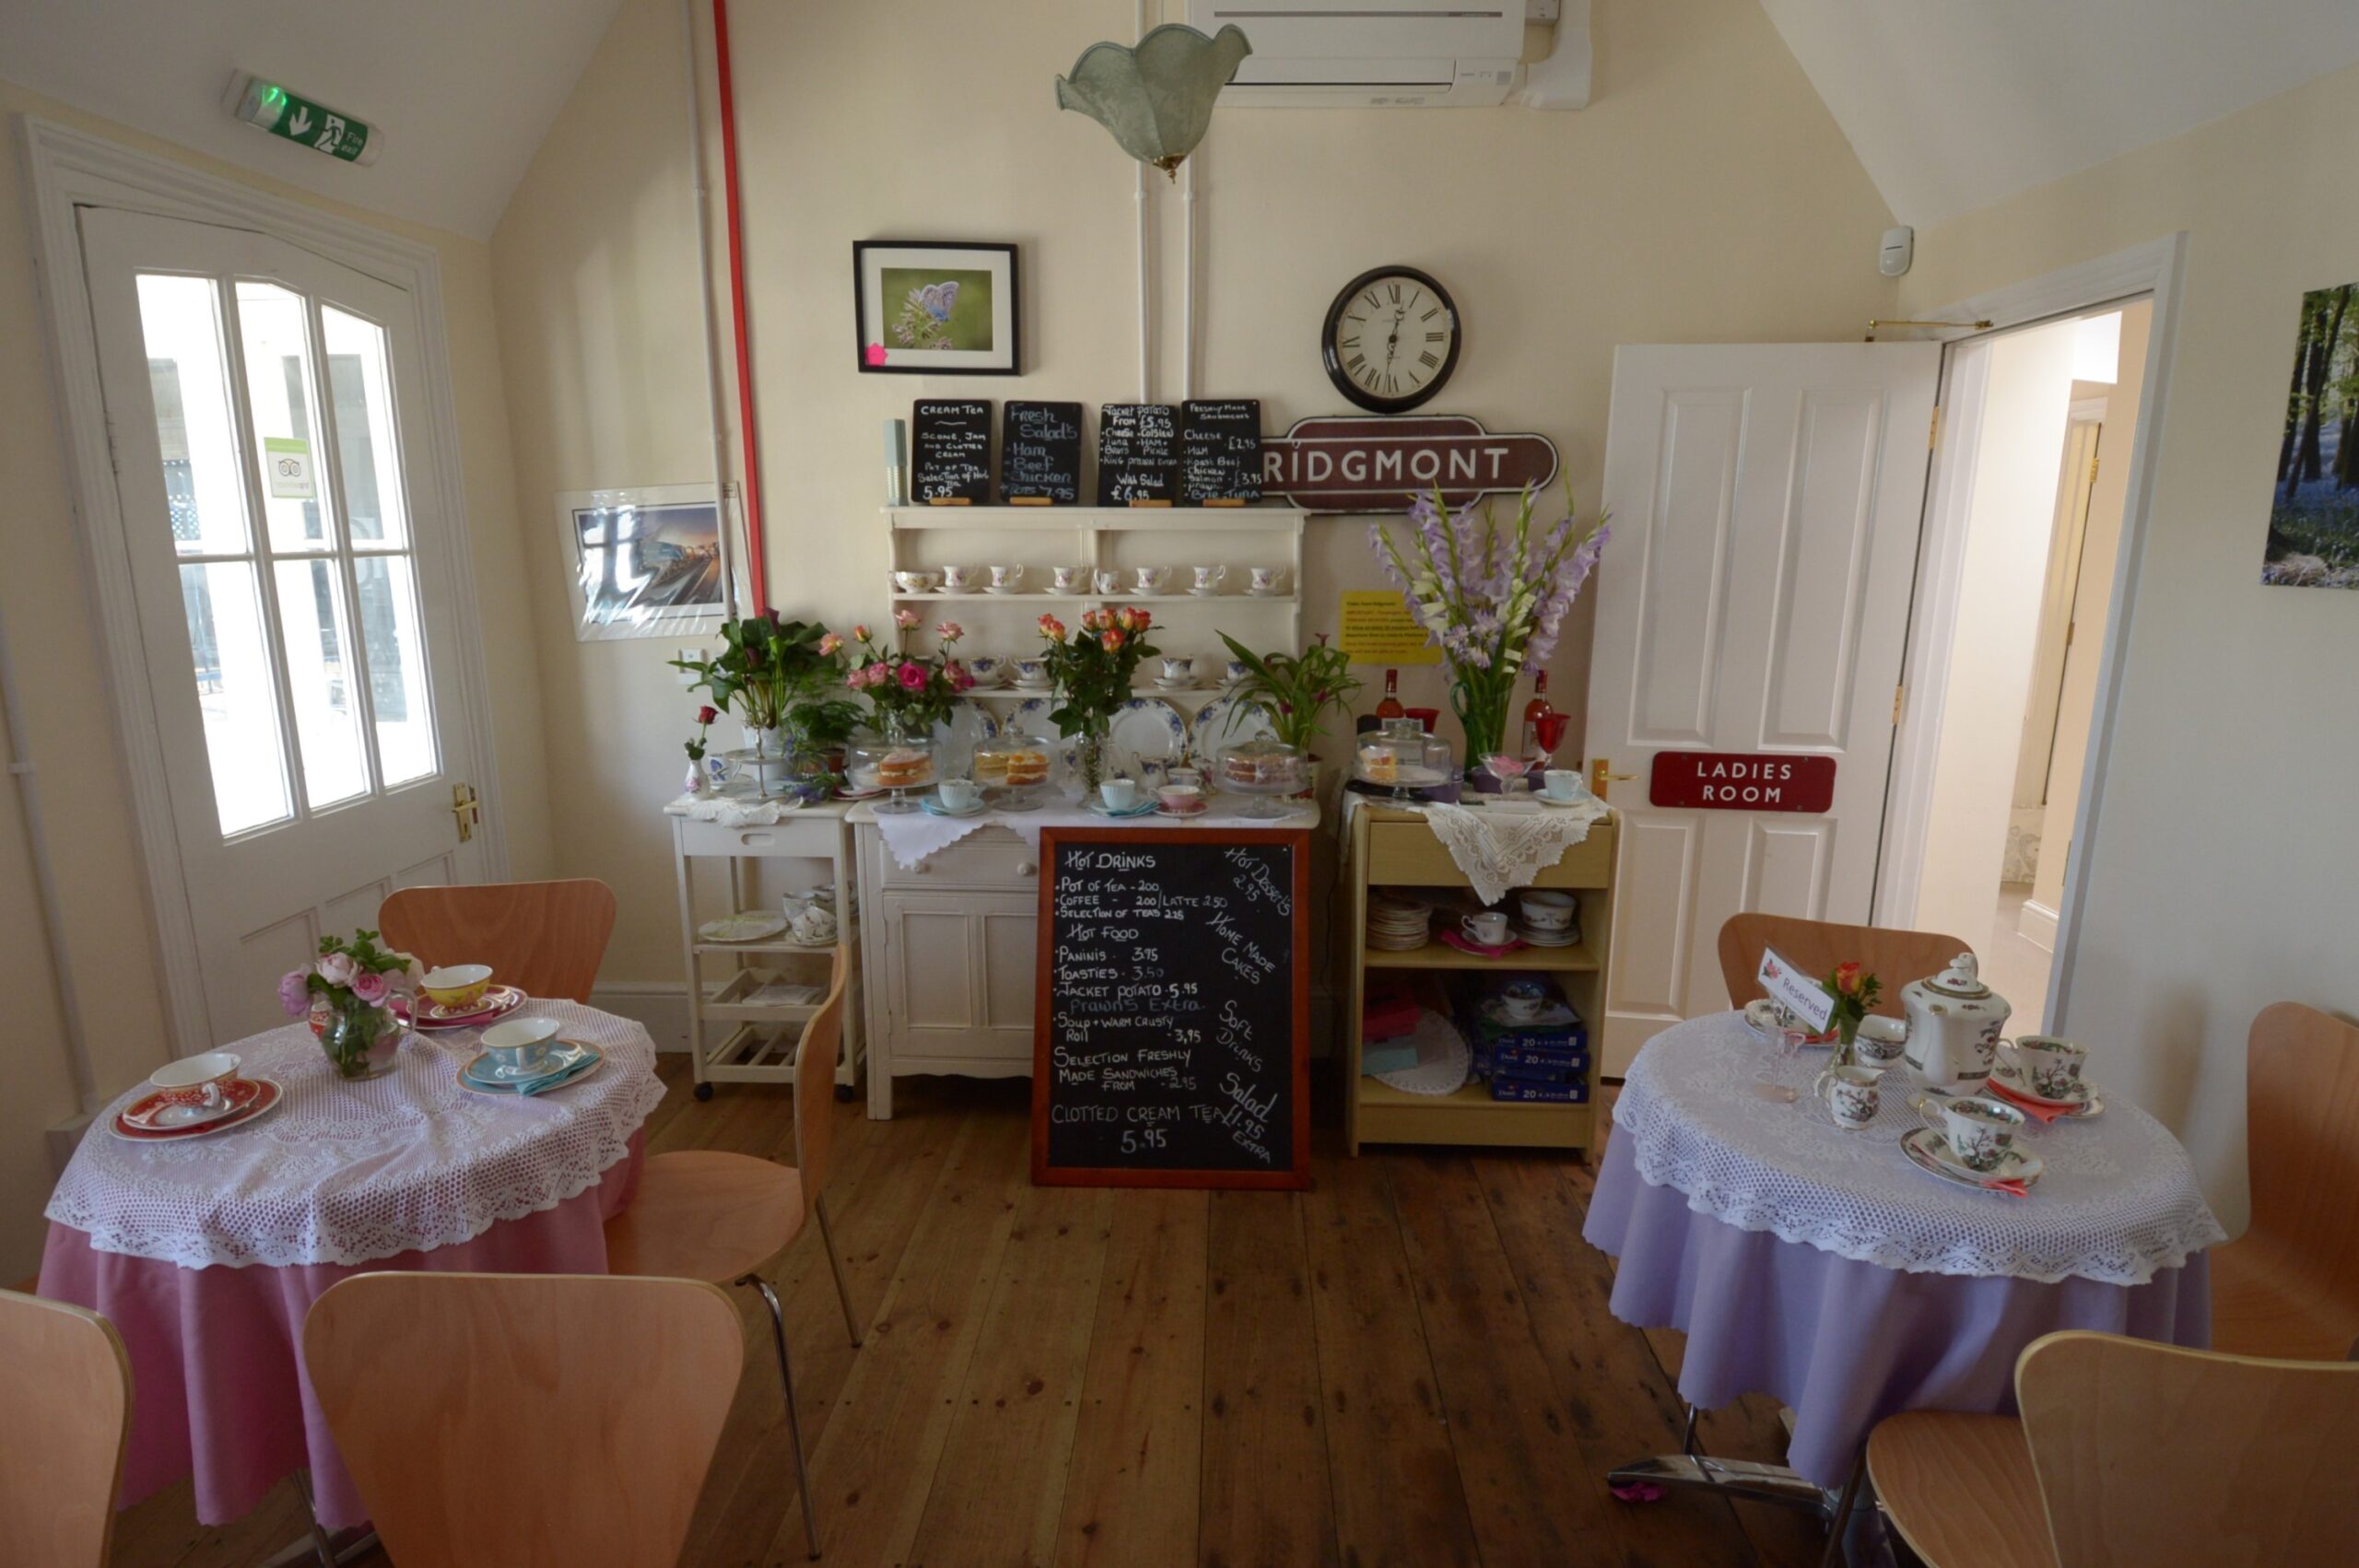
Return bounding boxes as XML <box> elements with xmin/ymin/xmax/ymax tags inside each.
<box><xmin>1212</xmin><ymin>633</ymin><xmax>1361</xmax><ymax>789</ymax></box>
<box><xmin>671</xmin><ymin>612</ymin><xmax>840</xmax><ymax>789</ymax></box>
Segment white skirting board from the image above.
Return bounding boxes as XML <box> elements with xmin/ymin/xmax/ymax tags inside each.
<box><xmin>2016</xmin><ymin>898</ymin><xmax>2060</xmax><ymax>952</ymax></box>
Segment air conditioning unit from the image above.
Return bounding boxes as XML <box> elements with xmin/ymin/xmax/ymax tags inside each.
<box><xmin>1187</xmin><ymin>1</ymin><xmax>1527</xmax><ymax>108</ymax></box>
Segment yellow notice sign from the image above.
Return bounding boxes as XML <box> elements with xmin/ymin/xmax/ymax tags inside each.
<box><xmin>1339</xmin><ymin>591</ymin><xmax>1442</xmax><ymax>667</ymax></box>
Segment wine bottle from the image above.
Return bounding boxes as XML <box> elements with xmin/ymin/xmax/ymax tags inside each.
<box><xmin>1520</xmin><ymin>670</ymin><xmax>1554</xmax><ymax>760</ymax></box>
<box><xmin>1375</xmin><ymin>668</ymin><xmax>1405</xmax><ymax>722</ymax></box>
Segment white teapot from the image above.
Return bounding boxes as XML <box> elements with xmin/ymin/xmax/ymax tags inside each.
<box><xmin>1895</xmin><ymin>954</ymin><xmax>2011</xmax><ymax>1098</ymax></box>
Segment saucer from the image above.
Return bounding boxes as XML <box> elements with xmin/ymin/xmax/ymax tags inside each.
<box><xmin>1900</xmin><ymin>1126</ymin><xmax>2044</xmax><ymax>1189</ymax></box>
<box><xmin>1244</xmin><ymin>585</ymin><xmax>1285</xmax><ymax>597</ymax></box>
<box><xmin>921</xmin><ymin>795</ymin><xmax>991</xmax><ymax>819</ymax></box>
<box><xmin>1989</xmin><ymin>1063</ymin><xmax>2105</xmax><ymax>1118</ymax></box>
<box><xmin>1011</xmin><ymin>681</ymin><xmax>1052</xmax><ymax>693</ymax></box>
<box><xmin>1153</xmin><ymin>678</ymin><xmax>1201</xmax><ymax>692</ymax></box>
<box><xmin>1742</xmin><ymin>998</ymin><xmax>1837</xmax><ymax>1045</ymax></box>
<box><xmin>459</xmin><ymin>1041</ymin><xmax>604</xmax><ymax>1095</ymax></box>
<box><xmin>1087</xmin><ymin>798</ymin><xmax>1158</xmax><ymax>818</ymax></box>
<box><xmin>984</xmin><ymin>585</ymin><xmax>1026</xmax><ymax>595</ymax></box>
<box><xmin>700</xmin><ymin>911</ymin><xmax>788</xmax><ymax>943</ymax></box>
<box><xmin>409</xmin><ymin>984</ymin><xmax>526</xmax><ymax>1031</ymax></box>
<box><xmin>1188</xmin><ymin>587</ymin><xmax>1222</xmax><ymax>597</ymax></box>
<box><xmin>1535</xmin><ymin>791</ymin><xmax>1596</xmax><ymax>809</ymax></box>
<box><xmin>111</xmin><ymin>1078</ymin><xmax>282</xmax><ymax>1141</ymax></box>
<box><xmin>1154</xmin><ymin>802</ymin><xmax>1209</xmax><ymax>819</ymax></box>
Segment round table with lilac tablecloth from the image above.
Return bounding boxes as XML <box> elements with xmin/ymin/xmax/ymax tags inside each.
<box><xmin>1582</xmin><ymin>1011</ymin><xmax>2226</xmax><ymax>1490</ymax></box>
<box><xmin>38</xmin><ymin>1000</ymin><xmax>666</xmax><ymax>1531</ymax></box>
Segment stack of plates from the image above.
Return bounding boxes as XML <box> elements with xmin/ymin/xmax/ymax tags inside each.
<box><xmin>1367</xmin><ymin>893</ymin><xmax>1433</xmax><ymax>951</ymax></box>
<box><xmin>1516</xmin><ymin>919</ymin><xmax>1581</xmax><ymax>948</ymax></box>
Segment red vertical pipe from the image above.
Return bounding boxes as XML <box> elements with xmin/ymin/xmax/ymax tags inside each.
<box><xmin>711</xmin><ymin>0</ymin><xmax>767</xmax><ymax>611</ymax></box>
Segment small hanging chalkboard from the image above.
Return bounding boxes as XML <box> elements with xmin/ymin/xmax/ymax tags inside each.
<box><xmin>1033</xmin><ymin>826</ymin><xmax>1311</xmax><ymax>1189</ymax></box>
<box><xmin>1000</xmin><ymin>402</ymin><xmax>1084</xmax><ymax>506</ymax></box>
<box><xmin>911</xmin><ymin>400</ymin><xmax>993</xmax><ymax>504</ymax></box>
<box><xmin>1180</xmin><ymin>399</ymin><xmax>1262</xmax><ymax>505</ymax></box>
<box><xmin>1095</xmin><ymin>404</ymin><xmax>1180</xmax><ymax>507</ymax></box>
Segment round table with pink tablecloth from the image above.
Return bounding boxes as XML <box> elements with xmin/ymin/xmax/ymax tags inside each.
<box><xmin>38</xmin><ymin>1000</ymin><xmax>666</xmax><ymax>1531</ymax></box>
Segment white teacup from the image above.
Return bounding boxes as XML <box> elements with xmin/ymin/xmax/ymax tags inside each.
<box><xmin>966</xmin><ymin>653</ymin><xmax>1006</xmax><ymax>686</ymax></box>
<box><xmin>891</xmin><ymin>569</ymin><xmax>938</xmax><ymax>594</ymax></box>
<box><xmin>1132</xmin><ymin>566</ymin><xmax>1169</xmax><ymax>593</ymax></box>
<box><xmin>1497</xmin><ymin>979</ymin><xmax>1548</xmax><ymax>1022</ymax></box>
<box><xmin>1923</xmin><ymin>1094</ymin><xmax>2028</xmax><ymax>1173</ymax></box>
<box><xmin>789</xmin><ymin>907</ymin><xmax>836</xmax><ymax>944</ymax></box>
<box><xmin>148</xmin><ymin>1050</ymin><xmax>243</xmax><ymax>1127</ymax></box>
<box><xmin>1013</xmin><ymin>656</ymin><xmax>1050</xmax><ymax>686</ymax></box>
<box><xmin>2003</xmin><ymin>1036</ymin><xmax>2088</xmax><ymax>1100</ymax></box>
<box><xmin>1461</xmin><ymin>910</ymin><xmax>1511</xmax><ymax>946</ymax></box>
<box><xmin>1224</xmin><ymin>659</ymin><xmax>1250</xmax><ymax>685</ymax></box>
<box><xmin>989</xmin><ymin>564</ymin><xmax>1025</xmax><ymax>591</ymax></box>
<box><xmin>1541</xmin><ymin>769</ymin><xmax>1585</xmax><ymax>802</ymax></box>
<box><xmin>1248</xmin><ymin>566</ymin><xmax>1284</xmax><ymax>594</ymax></box>
<box><xmin>1815</xmin><ymin>1064</ymin><xmax>1883</xmax><ymax>1130</ymax></box>
<box><xmin>1518</xmin><ymin>890</ymin><xmax>1577</xmax><ymax>931</ymax></box>
<box><xmin>941</xmin><ymin>564</ymin><xmax>979</xmax><ymax>591</ymax></box>
<box><xmin>1099</xmin><ymin>778</ymin><xmax>1142</xmax><ymax>811</ymax></box>
<box><xmin>1050</xmin><ymin>565</ymin><xmax>1085</xmax><ymax>592</ymax></box>
<box><xmin>1160</xmin><ymin>655</ymin><xmax>1196</xmax><ymax>685</ymax></box>
<box><xmin>1191</xmin><ymin>565</ymin><xmax>1226</xmax><ymax>593</ymax></box>
<box><xmin>1093</xmin><ymin>568</ymin><xmax>1122</xmax><ymax>594</ymax></box>
<box><xmin>937</xmin><ymin>778</ymin><xmax>982</xmax><ymax>811</ymax></box>
<box><xmin>1855</xmin><ymin>1014</ymin><xmax>1909</xmax><ymax>1065</ymax></box>
<box><xmin>480</xmin><ymin>1016</ymin><xmax>562</xmax><ymax>1081</ymax></box>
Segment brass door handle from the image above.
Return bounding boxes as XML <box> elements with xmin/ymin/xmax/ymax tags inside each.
<box><xmin>452</xmin><ymin>783</ymin><xmax>481</xmax><ymax>842</ymax></box>
<box><xmin>1590</xmin><ymin>758</ymin><xmax>1637</xmax><ymax>798</ymax></box>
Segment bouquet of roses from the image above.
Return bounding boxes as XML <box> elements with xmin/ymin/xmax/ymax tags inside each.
<box><xmin>1039</xmin><ymin>604</ymin><xmax>1157</xmax><ymax>742</ymax></box>
<box><xmin>1368</xmin><ymin>480</ymin><xmax>1607</xmax><ymax>764</ymax></box>
<box><xmin>841</xmin><ymin>610</ymin><xmax>975</xmax><ymax>734</ymax></box>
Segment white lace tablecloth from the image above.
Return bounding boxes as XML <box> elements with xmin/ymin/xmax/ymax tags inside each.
<box><xmin>1340</xmin><ymin>790</ymin><xmax>1608</xmax><ymax>906</ymax></box>
<box><xmin>46</xmin><ymin>1000</ymin><xmax>665</xmax><ymax>1270</ymax></box>
<box><xmin>1614</xmin><ymin>1012</ymin><xmax>2225</xmax><ymax>1285</ymax></box>
<box><xmin>854</xmin><ymin>796</ymin><xmax>1320</xmax><ymax>869</ymax></box>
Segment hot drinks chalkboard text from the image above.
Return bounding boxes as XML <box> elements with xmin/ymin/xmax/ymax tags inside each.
<box><xmin>1034</xmin><ymin>826</ymin><xmax>1310</xmax><ymax>1188</ymax></box>
<box><xmin>1180</xmin><ymin>400</ymin><xmax>1262</xmax><ymax>505</ymax></box>
<box><xmin>1001</xmin><ymin>402</ymin><xmax>1083</xmax><ymax>506</ymax></box>
<box><xmin>912</xmin><ymin>400</ymin><xmax>993</xmax><ymax>504</ymax></box>
<box><xmin>1096</xmin><ymin>404</ymin><xmax>1180</xmax><ymax>508</ymax></box>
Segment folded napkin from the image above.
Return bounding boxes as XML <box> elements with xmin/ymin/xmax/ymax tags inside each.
<box><xmin>1985</xmin><ymin>1078</ymin><xmax>2071</xmax><ymax>1126</ymax></box>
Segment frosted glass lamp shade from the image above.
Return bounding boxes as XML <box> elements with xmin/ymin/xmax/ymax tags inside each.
<box><xmin>1054</xmin><ymin>23</ymin><xmax>1251</xmax><ymax>178</ymax></box>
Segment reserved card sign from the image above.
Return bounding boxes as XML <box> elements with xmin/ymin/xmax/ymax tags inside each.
<box><xmin>1757</xmin><ymin>947</ymin><xmax>1836</xmax><ymax>1033</ymax></box>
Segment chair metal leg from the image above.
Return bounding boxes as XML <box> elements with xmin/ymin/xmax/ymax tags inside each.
<box><xmin>272</xmin><ymin>1469</ymin><xmax>378</xmax><ymax>1568</ymax></box>
<box><xmin>747</xmin><ymin>1275</ymin><xmax>822</xmax><ymax>1560</ymax></box>
<box><xmin>816</xmin><ymin>1194</ymin><xmax>863</xmax><ymax>1349</ymax></box>
<box><xmin>1819</xmin><ymin>1455</ymin><xmax>1867</xmax><ymax>1568</ymax></box>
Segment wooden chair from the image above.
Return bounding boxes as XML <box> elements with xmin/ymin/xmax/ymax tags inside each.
<box><xmin>1716</xmin><ymin>912</ymin><xmax>1973</xmax><ymax>1018</ymax></box>
<box><xmin>603</xmin><ymin>944</ymin><xmax>861</xmax><ymax>1560</ymax></box>
<box><xmin>0</xmin><ymin>1291</ymin><xmax>132</xmax><ymax>1568</ymax></box>
<box><xmin>306</xmin><ymin>1272</ymin><xmax>741</xmax><ymax>1568</ymax></box>
<box><xmin>2209</xmin><ymin>1001</ymin><xmax>2359</xmax><ymax>1360</ymax></box>
<box><xmin>1869</xmin><ymin>1331</ymin><xmax>2359</xmax><ymax>1566</ymax></box>
<box><xmin>377</xmin><ymin>878</ymin><xmax>617</xmax><ymax>1002</ymax></box>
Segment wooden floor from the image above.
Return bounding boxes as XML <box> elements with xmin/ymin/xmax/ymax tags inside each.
<box><xmin>110</xmin><ymin>1063</ymin><xmax>1828</xmax><ymax>1568</ymax></box>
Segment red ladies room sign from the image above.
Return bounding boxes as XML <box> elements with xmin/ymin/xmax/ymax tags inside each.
<box><xmin>1649</xmin><ymin>752</ymin><xmax>1837</xmax><ymax>813</ymax></box>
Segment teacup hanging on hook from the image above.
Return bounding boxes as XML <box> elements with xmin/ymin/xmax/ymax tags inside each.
<box><xmin>1053</xmin><ymin>23</ymin><xmax>1252</xmax><ymax>180</ymax></box>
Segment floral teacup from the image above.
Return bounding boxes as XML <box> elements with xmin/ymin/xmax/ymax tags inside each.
<box><xmin>1924</xmin><ymin>1094</ymin><xmax>2027</xmax><ymax>1173</ymax></box>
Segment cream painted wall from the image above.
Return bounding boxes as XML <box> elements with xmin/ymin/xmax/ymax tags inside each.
<box><xmin>492</xmin><ymin>0</ymin><xmax>1904</xmax><ymax>988</ymax></box>
<box><xmin>2031</xmin><ymin>304</ymin><xmax>2150</xmax><ymax>920</ymax></box>
<box><xmin>1913</xmin><ymin>318</ymin><xmax>2079</xmax><ymax>946</ymax></box>
<box><xmin>0</xmin><ymin>82</ymin><xmax>554</xmax><ymax>1280</ymax></box>
<box><xmin>1901</xmin><ymin>61</ymin><xmax>2359</xmax><ymax>1226</ymax></box>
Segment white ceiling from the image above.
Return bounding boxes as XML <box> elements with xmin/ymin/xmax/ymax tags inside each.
<box><xmin>0</xmin><ymin>0</ymin><xmax>624</xmax><ymax>240</ymax></box>
<box><xmin>1759</xmin><ymin>0</ymin><xmax>2359</xmax><ymax>227</ymax></box>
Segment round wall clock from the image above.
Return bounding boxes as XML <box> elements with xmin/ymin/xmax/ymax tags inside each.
<box><xmin>1321</xmin><ymin>265</ymin><xmax>1461</xmax><ymax>414</ymax></box>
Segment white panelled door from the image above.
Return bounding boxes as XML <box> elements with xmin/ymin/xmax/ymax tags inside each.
<box><xmin>1584</xmin><ymin>344</ymin><xmax>1939</xmax><ymax>1073</ymax></box>
<box><xmin>81</xmin><ymin>207</ymin><xmax>487</xmax><ymax>1047</ymax></box>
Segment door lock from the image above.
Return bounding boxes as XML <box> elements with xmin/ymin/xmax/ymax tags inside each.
<box><xmin>452</xmin><ymin>783</ymin><xmax>481</xmax><ymax>843</ymax></box>
<box><xmin>1590</xmin><ymin>757</ymin><xmax>1637</xmax><ymax>798</ymax></box>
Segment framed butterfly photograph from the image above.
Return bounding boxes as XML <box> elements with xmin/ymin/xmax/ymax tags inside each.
<box><xmin>853</xmin><ymin>240</ymin><xmax>1021</xmax><ymax>376</ymax></box>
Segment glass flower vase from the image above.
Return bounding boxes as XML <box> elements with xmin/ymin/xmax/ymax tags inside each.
<box><xmin>320</xmin><ymin>1003</ymin><xmax>404</xmax><ymax>1081</ymax></box>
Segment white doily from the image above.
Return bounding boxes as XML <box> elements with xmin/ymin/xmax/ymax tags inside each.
<box><xmin>1613</xmin><ymin>1012</ymin><xmax>2225</xmax><ymax>1285</ymax></box>
<box><xmin>46</xmin><ymin>1001</ymin><xmax>666</xmax><ymax>1270</ymax></box>
<box><xmin>860</xmin><ymin>797</ymin><xmax>1319</xmax><ymax>869</ymax></box>
<box><xmin>1343</xmin><ymin>793</ymin><xmax>1607</xmax><ymax>907</ymax></box>
<box><xmin>664</xmin><ymin>791</ymin><xmax>805</xmax><ymax>825</ymax></box>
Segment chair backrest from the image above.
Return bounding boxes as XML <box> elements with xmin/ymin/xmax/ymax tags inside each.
<box><xmin>2016</xmin><ymin>1330</ymin><xmax>2359</xmax><ymax>1565</ymax></box>
<box><xmin>0</xmin><ymin>1290</ymin><xmax>132</xmax><ymax>1568</ymax></box>
<box><xmin>792</xmin><ymin>945</ymin><xmax>851</xmax><ymax>1203</ymax></box>
<box><xmin>1716</xmin><ymin>913</ymin><xmax>1973</xmax><ymax>1019</ymax></box>
<box><xmin>304</xmin><ymin>1271</ymin><xmax>742</xmax><ymax>1568</ymax></box>
<box><xmin>377</xmin><ymin>879</ymin><xmax>617</xmax><ymax>1003</ymax></box>
<box><xmin>2245</xmin><ymin>1002</ymin><xmax>2359</xmax><ymax>1292</ymax></box>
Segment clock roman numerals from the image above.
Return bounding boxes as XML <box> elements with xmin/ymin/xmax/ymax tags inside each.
<box><xmin>1325</xmin><ymin>268</ymin><xmax>1457</xmax><ymax>413</ymax></box>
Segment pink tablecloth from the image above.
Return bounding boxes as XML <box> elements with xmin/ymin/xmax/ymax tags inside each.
<box><xmin>38</xmin><ymin>1131</ymin><xmax>643</xmax><ymax>1529</ymax></box>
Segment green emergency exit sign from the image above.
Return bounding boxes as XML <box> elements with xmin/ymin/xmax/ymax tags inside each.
<box><xmin>228</xmin><ymin>73</ymin><xmax>381</xmax><ymax>166</ymax></box>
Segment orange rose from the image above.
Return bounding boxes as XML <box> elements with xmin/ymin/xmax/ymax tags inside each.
<box><xmin>1833</xmin><ymin>961</ymin><xmax>1862</xmax><ymax>995</ymax></box>
<box><xmin>1101</xmin><ymin>627</ymin><xmax>1125</xmax><ymax>651</ymax></box>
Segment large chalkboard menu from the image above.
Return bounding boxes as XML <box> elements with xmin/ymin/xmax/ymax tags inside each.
<box><xmin>1095</xmin><ymin>404</ymin><xmax>1180</xmax><ymax>507</ymax></box>
<box><xmin>1033</xmin><ymin>827</ymin><xmax>1310</xmax><ymax>1188</ymax></box>
<box><xmin>911</xmin><ymin>400</ymin><xmax>993</xmax><ymax>504</ymax></box>
<box><xmin>1180</xmin><ymin>399</ymin><xmax>1263</xmax><ymax>505</ymax></box>
<box><xmin>1000</xmin><ymin>401</ymin><xmax>1083</xmax><ymax>505</ymax></box>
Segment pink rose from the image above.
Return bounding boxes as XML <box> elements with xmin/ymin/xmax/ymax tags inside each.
<box><xmin>936</xmin><ymin>621</ymin><xmax>963</xmax><ymax>642</ymax></box>
<box><xmin>897</xmin><ymin>661</ymin><xmax>925</xmax><ymax>691</ymax></box>
<box><xmin>317</xmin><ymin>951</ymin><xmax>357</xmax><ymax>988</ymax></box>
<box><xmin>277</xmin><ymin>968</ymin><xmax>312</xmax><ymax>1017</ymax></box>
<box><xmin>818</xmin><ymin>632</ymin><xmax>843</xmax><ymax>656</ymax></box>
<box><xmin>894</xmin><ymin>607</ymin><xmax>920</xmax><ymax>629</ymax></box>
<box><xmin>947</xmin><ymin>660</ymin><xmax>974</xmax><ymax>690</ymax></box>
<box><xmin>350</xmin><ymin>968</ymin><xmax>391</xmax><ymax>1006</ymax></box>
